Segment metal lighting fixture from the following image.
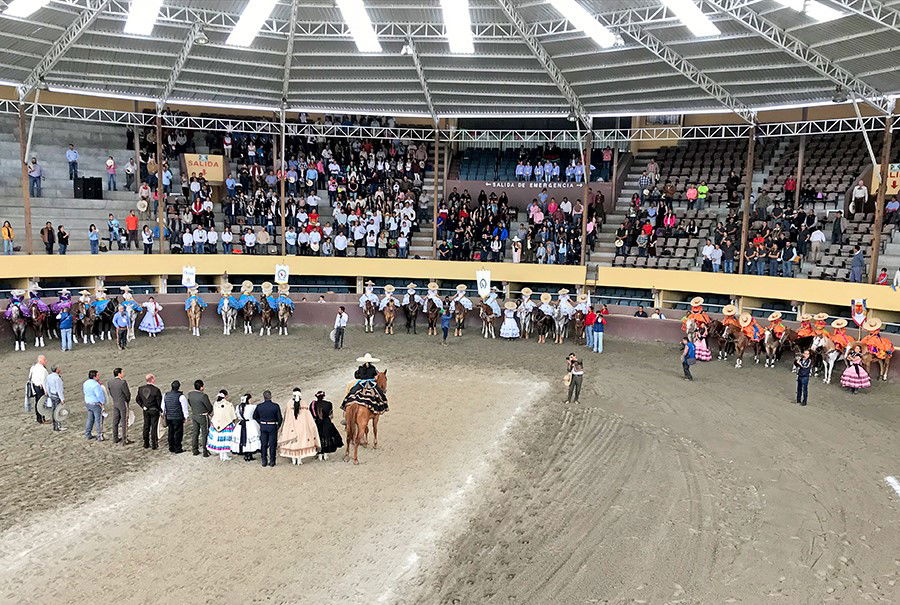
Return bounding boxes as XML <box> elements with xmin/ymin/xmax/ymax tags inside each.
<box><xmin>195</xmin><ymin>26</ymin><xmax>209</xmax><ymax>45</ymax></box>
<box><xmin>440</xmin><ymin>0</ymin><xmax>475</xmax><ymax>54</ymax></box>
<box><xmin>773</xmin><ymin>0</ymin><xmax>843</xmax><ymax>22</ymax></box>
<box><xmin>336</xmin><ymin>0</ymin><xmax>382</xmax><ymax>53</ymax></box>
<box><xmin>3</xmin><ymin>0</ymin><xmax>51</xmax><ymax>18</ymax></box>
<box><xmin>227</xmin><ymin>0</ymin><xmax>279</xmax><ymax>47</ymax></box>
<box><xmin>548</xmin><ymin>0</ymin><xmax>617</xmax><ymax>48</ymax></box>
<box><xmin>832</xmin><ymin>86</ymin><xmax>848</xmax><ymax>103</ymax></box>
<box><xmin>661</xmin><ymin>0</ymin><xmax>721</xmax><ymax>37</ymax></box>
<box><xmin>124</xmin><ymin>0</ymin><xmax>164</xmax><ymax>35</ymax></box>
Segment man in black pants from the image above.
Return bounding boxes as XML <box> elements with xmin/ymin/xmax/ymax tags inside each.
<box><xmin>163</xmin><ymin>380</ymin><xmax>188</xmax><ymax>453</ymax></box>
<box><xmin>253</xmin><ymin>390</ymin><xmax>283</xmax><ymax>467</ymax></box>
<box><xmin>136</xmin><ymin>373</ymin><xmax>163</xmax><ymax>449</ymax></box>
<box><xmin>794</xmin><ymin>349</ymin><xmax>812</xmax><ymax>406</ymax></box>
<box><xmin>334</xmin><ymin>306</ymin><xmax>348</xmax><ymax>350</ymax></box>
<box><xmin>187</xmin><ymin>379</ymin><xmax>213</xmax><ymax>457</ymax></box>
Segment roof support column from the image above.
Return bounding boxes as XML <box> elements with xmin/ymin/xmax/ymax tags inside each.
<box><xmin>17</xmin><ymin>103</ymin><xmax>33</xmax><ymax>255</ymax></box>
<box><xmin>868</xmin><ymin>104</ymin><xmax>895</xmax><ymax>283</ymax></box>
<box><xmin>737</xmin><ymin>127</ymin><xmax>757</xmax><ymax>274</ymax></box>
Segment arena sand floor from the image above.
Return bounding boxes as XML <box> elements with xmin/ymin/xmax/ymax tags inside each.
<box><xmin>0</xmin><ymin>326</ymin><xmax>898</xmax><ymax>604</ymax></box>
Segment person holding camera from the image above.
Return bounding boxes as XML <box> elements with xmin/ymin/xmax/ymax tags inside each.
<box><xmin>565</xmin><ymin>354</ymin><xmax>584</xmax><ymax>403</ymax></box>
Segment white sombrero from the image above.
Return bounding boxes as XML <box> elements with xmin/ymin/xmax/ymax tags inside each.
<box><xmin>427</xmin><ymin>282</ymin><xmax>439</xmax><ymax>290</ymax></box>
<box><xmin>813</xmin><ymin>312</ymin><xmax>829</xmax><ymax>321</ymax></box>
<box><xmin>577</xmin><ymin>293</ymin><xmax>589</xmax><ymax>303</ymax></box>
<box><xmin>504</xmin><ymin>301</ymin><xmax>516</xmax><ymax>310</ymax></box>
<box><xmin>241</xmin><ymin>280</ymin><xmax>254</xmax><ymax>293</ymax></box>
<box><xmin>831</xmin><ymin>318</ymin><xmax>848</xmax><ymax>329</ymax></box>
<box><xmin>721</xmin><ymin>304</ymin><xmax>737</xmax><ymax>316</ymax></box>
<box><xmin>78</xmin><ymin>289</ymin><xmax>92</xmax><ymax>297</ymax></box>
<box><xmin>277</xmin><ymin>283</ymin><xmax>290</xmax><ymax>294</ymax></box>
<box><xmin>521</xmin><ymin>287</ymin><xmax>533</xmax><ymax>297</ymax></box>
<box><xmin>260</xmin><ymin>281</ymin><xmax>274</xmax><ymax>295</ymax></box>
<box><xmin>356</xmin><ymin>353</ymin><xmax>380</xmax><ymax>363</ymax></box>
<box><xmin>187</xmin><ymin>286</ymin><xmax>200</xmax><ymax>296</ymax></box>
<box><xmin>136</xmin><ymin>199</ymin><xmax>148</xmax><ymax>212</ymax></box>
<box><xmin>384</xmin><ymin>284</ymin><xmax>395</xmax><ymax>293</ymax></box>
<box><xmin>738</xmin><ymin>312</ymin><xmax>754</xmax><ymax>327</ymax></box>
<box><xmin>863</xmin><ymin>317</ymin><xmax>882</xmax><ymax>332</ymax></box>
<box><xmin>767</xmin><ymin>311</ymin><xmax>782</xmax><ymax>321</ymax></box>
<box><xmin>59</xmin><ymin>288</ymin><xmax>70</xmax><ymax>296</ymax></box>
<box><xmin>10</xmin><ymin>289</ymin><xmax>25</xmax><ymax>297</ymax></box>
<box><xmin>219</xmin><ymin>282</ymin><xmax>234</xmax><ymax>295</ymax></box>
<box><xmin>540</xmin><ymin>292</ymin><xmax>552</xmax><ymax>303</ymax></box>
<box><xmin>690</xmin><ymin>296</ymin><xmax>704</xmax><ymax>307</ymax></box>
<box><xmin>406</xmin><ymin>282</ymin><xmax>417</xmax><ymax>289</ymax></box>
<box><xmin>558</xmin><ymin>288</ymin><xmax>570</xmax><ymax>295</ymax></box>
<box><xmin>365</xmin><ymin>280</ymin><xmax>375</xmax><ymax>286</ymax></box>
<box><xmin>456</xmin><ymin>284</ymin><xmax>467</xmax><ymax>292</ymax></box>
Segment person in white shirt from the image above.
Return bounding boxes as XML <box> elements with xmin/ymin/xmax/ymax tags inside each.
<box><xmin>297</xmin><ymin>229</ymin><xmax>310</xmax><ymax>255</ymax></box>
<box><xmin>124</xmin><ymin>158</ymin><xmax>136</xmax><ymax>191</ymax></box>
<box><xmin>850</xmin><ymin>180</ymin><xmax>868</xmax><ymax>213</ymax></box>
<box><xmin>192</xmin><ymin>226</ymin><xmax>207</xmax><ymax>252</ymax></box>
<box><xmin>559</xmin><ymin>198</ymin><xmax>572</xmax><ymax>215</ymax></box>
<box><xmin>334</xmin><ymin>232</ymin><xmax>348</xmax><ymax>256</ymax></box>
<box><xmin>710</xmin><ymin>244</ymin><xmax>723</xmax><ymax>272</ymax></box>
<box><xmin>700</xmin><ymin>239</ymin><xmax>715</xmax><ymax>271</ymax></box>
<box><xmin>333</xmin><ymin>305</ymin><xmax>349</xmax><ymax>350</ymax></box>
<box><xmin>307</xmin><ymin>193</ymin><xmax>321</xmax><ymax>210</ymax></box>
<box><xmin>221</xmin><ymin>229</ymin><xmax>233</xmax><ymax>254</ymax></box>
<box><xmin>808</xmin><ymin>228</ymin><xmax>826</xmax><ymax>263</ymax></box>
<box><xmin>27</xmin><ymin>354</ymin><xmax>50</xmax><ymax>424</ymax></box>
<box><xmin>207</xmin><ymin>227</ymin><xmax>218</xmax><ymax>254</ymax></box>
<box><xmin>243</xmin><ymin>229</ymin><xmax>257</xmax><ymax>255</ymax></box>
<box><xmin>182</xmin><ymin>230</ymin><xmax>194</xmax><ymax>254</ymax></box>
<box><xmin>651</xmin><ymin>309</ymin><xmax>667</xmax><ymax>320</ymax></box>
<box><xmin>397</xmin><ymin>235</ymin><xmax>409</xmax><ymax>259</ymax></box>
<box><xmin>365</xmin><ymin>230</ymin><xmax>377</xmax><ymax>257</ymax></box>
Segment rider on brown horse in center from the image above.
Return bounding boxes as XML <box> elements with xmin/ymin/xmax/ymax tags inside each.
<box><xmin>341</xmin><ymin>353</ymin><xmax>388</xmax><ymax>413</ymax></box>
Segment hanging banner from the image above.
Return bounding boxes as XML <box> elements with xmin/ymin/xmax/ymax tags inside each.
<box><xmin>183</xmin><ymin>153</ymin><xmax>226</xmax><ymax>183</ymax></box>
<box><xmin>870</xmin><ymin>163</ymin><xmax>900</xmax><ymax>195</ymax></box>
<box><xmin>274</xmin><ymin>264</ymin><xmax>290</xmax><ymax>284</ymax></box>
<box><xmin>850</xmin><ymin>299</ymin><xmax>867</xmax><ymax>327</ymax></box>
<box><xmin>181</xmin><ymin>266</ymin><xmax>196</xmax><ymax>288</ymax></box>
<box><xmin>476</xmin><ymin>269</ymin><xmax>491</xmax><ymax>299</ymax></box>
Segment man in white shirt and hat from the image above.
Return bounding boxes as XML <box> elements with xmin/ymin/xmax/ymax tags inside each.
<box><xmin>27</xmin><ymin>354</ymin><xmax>50</xmax><ymax>424</ymax></box>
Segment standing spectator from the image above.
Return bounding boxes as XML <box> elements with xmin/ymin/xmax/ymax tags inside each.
<box><xmin>725</xmin><ymin>171</ymin><xmax>740</xmax><ymax>204</ymax></box>
<box><xmin>2</xmin><ymin>220</ymin><xmax>13</xmax><ymax>255</ymax></box>
<box><xmin>565</xmin><ymin>354</ymin><xmax>584</xmax><ymax>403</ymax></box>
<box><xmin>849</xmin><ymin>245</ymin><xmax>865</xmax><ymax>283</ymax></box>
<box><xmin>681</xmin><ymin>336</ymin><xmax>696</xmax><ymax>381</ymax></box>
<box><xmin>182</xmin><ymin>228</ymin><xmax>194</xmax><ymax>254</ymax></box>
<box><xmin>28</xmin><ymin>158</ymin><xmax>42</xmax><ymax>197</ymax></box>
<box><xmin>221</xmin><ymin>228</ymin><xmax>233</xmax><ymax>254</ymax></box>
<box><xmin>333</xmin><ymin>305</ymin><xmax>348</xmax><ymax>350</ymax></box>
<box><xmin>105</xmin><ymin>156</ymin><xmax>117</xmax><ymax>191</ymax></box>
<box><xmin>781</xmin><ymin>241</ymin><xmax>797</xmax><ymax>278</ymax></box>
<box><xmin>107</xmin><ymin>213</ymin><xmax>122</xmax><ymax>250</ymax></box>
<box><xmin>136</xmin><ymin>374</ymin><xmax>163</xmax><ymax>450</ymax></box>
<box><xmin>124</xmin><ymin>157</ymin><xmax>136</xmax><ymax>191</ymax></box>
<box><xmin>243</xmin><ymin>228</ymin><xmax>256</xmax><ymax>255</ymax></box>
<box><xmin>252</xmin><ymin>390</ymin><xmax>283</xmax><ymax>467</ymax></box>
<box><xmin>591</xmin><ymin>310</ymin><xmax>605</xmax><ymax>353</ymax></box>
<box><xmin>57</xmin><ymin>225</ymin><xmax>69</xmax><ymax>255</ymax></box>
<box><xmin>441</xmin><ymin>308</ymin><xmax>451</xmax><ymax>345</ymax></box>
<box><xmin>65</xmin><ymin>144</ymin><xmax>79</xmax><ymax>180</ymax></box>
<box><xmin>583</xmin><ymin>306</ymin><xmax>596</xmax><ymax>351</ymax></box>
<box><xmin>27</xmin><ymin>354</ymin><xmax>50</xmax><ymax>424</ymax></box>
<box><xmin>808</xmin><ymin>227</ymin><xmax>825</xmax><ymax>263</ymax></box>
<box><xmin>700</xmin><ymin>239</ymin><xmax>714</xmax><ymax>272</ymax></box>
<box><xmin>783</xmin><ymin>175</ymin><xmax>796</xmax><ymax>206</ymax></box>
<box><xmin>88</xmin><ymin>223</ymin><xmax>100</xmax><ymax>254</ymax></box>
<box><xmin>107</xmin><ymin>367</ymin><xmax>132</xmax><ymax>445</ymax></box>
<box><xmin>696</xmin><ymin>180</ymin><xmax>709</xmax><ymax>210</ymax></box>
<box><xmin>163</xmin><ymin>380</ymin><xmax>188</xmax><ymax>454</ymax></box>
<box><xmin>56</xmin><ymin>305</ymin><xmax>73</xmax><ymax>351</ymax></box>
<box><xmin>207</xmin><ymin>226</ymin><xmax>218</xmax><ymax>254</ymax></box>
<box><xmin>646</xmin><ymin>158</ymin><xmax>659</xmax><ymax>184</ymax></box>
<box><xmin>685</xmin><ymin>183</ymin><xmax>698</xmax><ymax>209</ymax></box>
<box><xmin>711</xmin><ymin>243</ymin><xmax>723</xmax><ymax>273</ymax></box>
<box><xmin>187</xmin><ymin>379</ymin><xmax>213</xmax><ymax>457</ymax></box>
<box><xmin>793</xmin><ymin>349</ymin><xmax>812</xmax><ymax>406</ymax></box>
<box><xmin>45</xmin><ymin>365</ymin><xmax>65</xmax><ymax>431</ymax></box>
<box><xmin>125</xmin><ymin>210</ymin><xmax>139</xmax><ymax>249</ymax></box>
<box><xmin>40</xmin><ymin>221</ymin><xmax>55</xmax><ymax>254</ymax></box>
<box><xmin>141</xmin><ymin>225</ymin><xmax>153</xmax><ymax>254</ymax></box>
<box><xmin>82</xmin><ymin>369</ymin><xmax>105</xmax><ymax>440</ymax></box>
<box><xmin>113</xmin><ymin>305</ymin><xmax>129</xmax><ymax>350</ymax></box>
<box><xmin>651</xmin><ymin>308</ymin><xmax>667</xmax><ymax>319</ymax></box>
<box><xmin>831</xmin><ymin>210</ymin><xmax>846</xmax><ymax>245</ymax></box>
<box><xmin>850</xmin><ymin>179</ymin><xmax>868</xmax><ymax>214</ymax></box>
<box><xmin>638</xmin><ymin>172</ymin><xmax>651</xmax><ymax>202</ymax></box>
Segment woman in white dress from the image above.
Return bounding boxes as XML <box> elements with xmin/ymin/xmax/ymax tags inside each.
<box><xmin>499</xmin><ymin>301</ymin><xmax>520</xmax><ymax>340</ymax></box>
<box><xmin>207</xmin><ymin>390</ymin><xmax>237</xmax><ymax>461</ymax></box>
<box><xmin>231</xmin><ymin>393</ymin><xmax>261</xmax><ymax>462</ymax></box>
<box><xmin>138</xmin><ymin>296</ymin><xmax>164</xmax><ymax>337</ymax></box>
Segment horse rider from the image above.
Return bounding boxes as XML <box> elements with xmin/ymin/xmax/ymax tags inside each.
<box><xmin>90</xmin><ymin>287</ymin><xmax>112</xmax><ymax>315</ymax></box>
<box><xmin>78</xmin><ymin>289</ymin><xmax>92</xmax><ymax>305</ymax></box>
<box><xmin>861</xmin><ymin>318</ymin><xmax>894</xmax><ymax>361</ymax></box>
<box><xmin>828</xmin><ymin>318</ymin><xmax>851</xmax><ymax>353</ymax></box>
<box><xmin>26</xmin><ymin>285</ymin><xmax>51</xmax><ymax>315</ymax></box>
<box><xmin>402</xmin><ymin>283</ymin><xmax>424</xmax><ymax>307</ymax></box>
<box><xmin>518</xmin><ymin>287</ymin><xmax>535</xmax><ymax>313</ymax></box>
<box><xmin>359</xmin><ymin>280</ymin><xmax>379</xmax><ymax>310</ymax></box>
<box><xmin>379</xmin><ymin>284</ymin><xmax>399</xmax><ymax>310</ymax></box>
<box><xmin>342</xmin><ymin>353</ymin><xmax>388</xmax><ymax>413</ymax></box>
<box><xmin>484</xmin><ymin>286</ymin><xmax>502</xmax><ymax>316</ymax></box>
<box><xmin>721</xmin><ymin>304</ymin><xmax>740</xmax><ymax>329</ymax></box>
<box><xmin>261</xmin><ymin>281</ymin><xmax>276</xmax><ymax>310</ymax></box>
<box><xmin>812</xmin><ymin>312</ymin><xmax>829</xmax><ymax>336</ymax></box>
<box><xmin>237</xmin><ymin>280</ymin><xmax>257</xmax><ymax>310</ymax></box>
<box><xmin>766</xmin><ymin>311</ymin><xmax>786</xmax><ymax>338</ymax></box>
<box><xmin>574</xmin><ymin>293</ymin><xmax>591</xmax><ymax>315</ymax></box>
<box><xmin>275</xmin><ymin>283</ymin><xmax>294</xmax><ymax>310</ymax></box>
<box><xmin>184</xmin><ymin>286</ymin><xmax>208</xmax><ymax>311</ymax></box>
<box><xmin>217</xmin><ymin>282</ymin><xmax>237</xmax><ymax>314</ymax></box>
<box><xmin>739</xmin><ymin>312</ymin><xmax>764</xmax><ymax>342</ymax></box>
<box><xmin>425</xmin><ymin>282</ymin><xmax>443</xmax><ymax>310</ymax></box>
<box><xmin>682</xmin><ymin>296</ymin><xmax>710</xmax><ymax>331</ymax></box>
<box><xmin>557</xmin><ymin>289</ymin><xmax>575</xmax><ymax>319</ymax></box>
<box><xmin>795</xmin><ymin>313</ymin><xmax>815</xmax><ymax>338</ymax></box>
<box><xmin>3</xmin><ymin>289</ymin><xmax>30</xmax><ymax>320</ymax></box>
<box><xmin>51</xmin><ymin>288</ymin><xmax>73</xmax><ymax>314</ymax></box>
<box><xmin>450</xmin><ymin>284</ymin><xmax>473</xmax><ymax>313</ymax></box>
<box><xmin>120</xmin><ymin>285</ymin><xmax>142</xmax><ymax>315</ymax></box>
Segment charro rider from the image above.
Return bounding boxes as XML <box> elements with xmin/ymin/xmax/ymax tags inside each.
<box><xmin>828</xmin><ymin>318</ymin><xmax>851</xmax><ymax>352</ymax></box>
<box><xmin>557</xmin><ymin>289</ymin><xmax>575</xmax><ymax>319</ymax></box>
<box><xmin>51</xmin><ymin>288</ymin><xmax>73</xmax><ymax>314</ymax></box>
<box><xmin>402</xmin><ymin>282</ymin><xmax>424</xmax><ymax>307</ymax></box>
<box><xmin>766</xmin><ymin>311</ymin><xmax>786</xmax><ymax>338</ymax></box>
<box><xmin>260</xmin><ymin>281</ymin><xmax>275</xmax><ymax>308</ymax></box>
<box><xmin>184</xmin><ymin>286</ymin><xmax>208</xmax><ymax>311</ymax></box>
<box><xmin>120</xmin><ymin>285</ymin><xmax>142</xmax><ymax>316</ymax></box>
<box><xmin>574</xmin><ymin>292</ymin><xmax>591</xmax><ymax>315</ymax></box>
<box><xmin>275</xmin><ymin>282</ymin><xmax>294</xmax><ymax>311</ymax></box>
<box><xmin>237</xmin><ymin>280</ymin><xmax>257</xmax><ymax>310</ymax></box>
<box><xmin>861</xmin><ymin>317</ymin><xmax>894</xmax><ymax>361</ymax></box>
<box><xmin>450</xmin><ymin>284</ymin><xmax>473</xmax><ymax>313</ymax></box>
<box><xmin>26</xmin><ymin>285</ymin><xmax>51</xmax><ymax>315</ymax></box>
<box><xmin>812</xmin><ymin>312</ymin><xmax>829</xmax><ymax>336</ymax></box>
<box><xmin>425</xmin><ymin>282</ymin><xmax>443</xmax><ymax>310</ymax></box>
<box><xmin>341</xmin><ymin>353</ymin><xmax>388</xmax><ymax>414</ymax></box>
<box><xmin>739</xmin><ymin>312</ymin><xmax>764</xmax><ymax>342</ymax></box>
<box><xmin>796</xmin><ymin>313</ymin><xmax>815</xmax><ymax>338</ymax></box>
<box><xmin>484</xmin><ymin>286</ymin><xmax>502</xmax><ymax>316</ymax></box>
<box><xmin>359</xmin><ymin>280</ymin><xmax>378</xmax><ymax>310</ymax></box>
<box><xmin>379</xmin><ymin>284</ymin><xmax>400</xmax><ymax>310</ymax></box>
<box><xmin>3</xmin><ymin>289</ymin><xmax>30</xmax><ymax>320</ymax></box>
<box><xmin>78</xmin><ymin>289</ymin><xmax>92</xmax><ymax>305</ymax></box>
<box><xmin>217</xmin><ymin>282</ymin><xmax>238</xmax><ymax>314</ymax></box>
<box><xmin>681</xmin><ymin>296</ymin><xmax>711</xmax><ymax>331</ymax></box>
<box><xmin>539</xmin><ymin>292</ymin><xmax>555</xmax><ymax>315</ymax></box>
<box><xmin>721</xmin><ymin>304</ymin><xmax>740</xmax><ymax>330</ymax></box>
<box><xmin>518</xmin><ymin>287</ymin><xmax>535</xmax><ymax>314</ymax></box>
<box><xmin>90</xmin><ymin>287</ymin><xmax>112</xmax><ymax>315</ymax></box>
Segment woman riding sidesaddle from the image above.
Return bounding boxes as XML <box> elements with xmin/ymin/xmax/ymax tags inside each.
<box><xmin>341</xmin><ymin>353</ymin><xmax>388</xmax><ymax>414</ymax></box>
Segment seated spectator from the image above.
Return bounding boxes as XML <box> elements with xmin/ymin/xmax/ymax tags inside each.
<box><xmin>634</xmin><ymin>306</ymin><xmax>648</xmax><ymax>318</ymax></box>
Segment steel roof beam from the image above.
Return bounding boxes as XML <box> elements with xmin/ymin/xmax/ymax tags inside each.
<box><xmin>281</xmin><ymin>0</ymin><xmax>298</xmax><ymax>104</ymax></box>
<box><xmin>493</xmin><ymin>0</ymin><xmax>590</xmax><ymax>129</ymax></box>
<box><xmin>820</xmin><ymin>0</ymin><xmax>900</xmax><ymax>34</ymax></box>
<box><xmin>19</xmin><ymin>0</ymin><xmax>110</xmax><ymax>100</ymax></box>
<box><xmin>702</xmin><ymin>0</ymin><xmax>893</xmax><ymax>114</ymax></box>
<box><xmin>407</xmin><ymin>37</ymin><xmax>439</xmax><ymax>126</ymax></box>
<box><xmin>160</xmin><ymin>20</ymin><xmax>204</xmax><ymax>106</ymax></box>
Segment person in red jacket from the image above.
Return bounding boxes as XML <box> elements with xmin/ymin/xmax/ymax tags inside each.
<box><xmin>583</xmin><ymin>307</ymin><xmax>597</xmax><ymax>350</ymax></box>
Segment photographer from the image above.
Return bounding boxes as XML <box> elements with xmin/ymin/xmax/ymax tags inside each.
<box><xmin>565</xmin><ymin>353</ymin><xmax>584</xmax><ymax>403</ymax></box>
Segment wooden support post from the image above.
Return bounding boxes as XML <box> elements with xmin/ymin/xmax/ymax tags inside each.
<box><xmin>580</xmin><ymin>131</ymin><xmax>593</xmax><ymax>265</ymax></box>
<box><xmin>794</xmin><ymin>107</ymin><xmax>808</xmax><ymax>210</ymax></box>
<box><xmin>155</xmin><ymin>112</ymin><xmax>165</xmax><ymax>254</ymax></box>
<box><xmin>17</xmin><ymin>103</ymin><xmax>33</xmax><ymax>255</ymax></box>
<box><xmin>279</xmin><ymin>109</ymin><xmax>287</xmax><ymax>256</ymax></box>
<box><xmin>432</xmin><ymin>130</ymin><xmax>440</xmax><ymax>259</ymax></box>
<box><xmin>737</xmin><ymin>126</ymin><xmax>757</xmax><ymax>274</ymax></box>
<box><xmin>868</xmin><ymin>107</ymin><xmax>895</xmax><ymax>283</ymax></box>
<box><xmin>132</xmin><ymin>101</ymin><xmax>141</xmax><ymax>195</ymax></box>
<box><xmin>611</xmin><ymin>117</ymin><xmax>620</xmax><ymax>208</ymax></box>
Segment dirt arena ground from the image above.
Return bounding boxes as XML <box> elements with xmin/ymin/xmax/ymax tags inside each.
<box><xmin>0</xmin><ymin>326</ymin><xmax>898</xmax><ymax>604</ymax></box>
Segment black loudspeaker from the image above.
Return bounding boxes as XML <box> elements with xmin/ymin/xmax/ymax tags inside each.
<box><xmin>85</xmin><ymin>177</ymin><xmax>103</xmax><ymax>199</ymax></box>
<box><xmin>73</xmin><ymin>177</ymin><xmax>85</xmax><ymax>198</ymax></box>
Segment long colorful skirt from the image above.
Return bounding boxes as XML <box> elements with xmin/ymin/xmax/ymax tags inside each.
<box><xmin>840</xmin><ymin>364</ymin><xmax>871</xmax><ymax>390</ymax></box>
<box><xmin>695</xmin><ymin>338</ymin><xmax>712</xmax><ymax>361</ymax></box>
<box><xmin>207</xmin><ymin>423</ymin><xmax>235</xmax><ymax>452</ymax></box>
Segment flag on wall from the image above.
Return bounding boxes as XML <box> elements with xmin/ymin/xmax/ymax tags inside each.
<box><xmin>850</xmin><ymin>299</ymin><xmax>867</xmax><ymax>326</ymax></box>
<box><xmin>181</xmin><ymin>266</ymin><xmax>196</xmax><ymax>288</ymax></box>
<box><xmin>275</xmin><ymin>264</ymin><xmax>290</xmax><ymax>284</ymax></box>
<box><xmin>476</xmin><ymin>269</ymin><xmax>491</xmax><ymax>299</ymax></box>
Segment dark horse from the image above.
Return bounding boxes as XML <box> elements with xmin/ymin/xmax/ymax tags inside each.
<box><xmin>94</xmin><ymin>297</ymin><xmax>119</xmax><ymax>342</ymax></box>
<box><xmin>426</xmin><ymin>299</ymin><xmax>441</xmax><ymax>336</ymax></box>
<box><xmin>532</xmin><ymin>308</ymin><xmax>556</xmax><ymax>345</ymax></box>
<box><xmin>28</xmin><ymin>300</ymin><xmax>49</xmax><ymax>348</ymax></box>
<box><xmin>6</xmin><ymin>304</ymin><xmax>28</xmax><ymax>351</ymax></box>
<box><xmin>403</xmin><ymin>298</ymin><xmax>420</xmax><ymax>334</ymax></box>
<box><xmin>72</xmin><ymin>301</ymin><xmax>95</xmax><ymax>344</ymax></box>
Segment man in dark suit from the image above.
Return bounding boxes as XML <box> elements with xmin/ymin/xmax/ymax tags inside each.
<box><xmin>136</xmin><ymin>373</ymin><xmax>163</xmax><ymax>449</ymax></box>
<box><xmin>107</xmin><ymin>367</ymin><xmax>133</xmax><ymax>445</ymax></box>
<box><xmin>187</xmin><ymin>379</ymin><xmax>213</xmax><ymax>457</ymax></box>
<box><xmin>253</xmin><ymin>390</ymin><xmax>283</xmax><ymax>467</ymax></box>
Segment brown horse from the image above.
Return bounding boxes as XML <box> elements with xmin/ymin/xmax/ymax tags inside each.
<box><xmin>28</xmin><ymin>300</ymin><xmax>48</xmax><ymax>348</ymax></box>
<box><xmin>363</xmin><ymin>300</ymin><xmax>376</xmax><ymax>333</ymax></box>
<box><xmin>344</xmin><ymin>370</ymin><xmax>388</xmax><ymax>465</ymax></box>
<box><xmin>241</xmin><ymin>300</ymin><xmax>256</xmax><ymax>335</ymax></box>
<box><xmin>5</xmin><ymin>304</ymin><xmax>27</xmax><ymax>351</ymax></box>
<box><xmin>453</xmin><ymin>305</ymin><xmax>467</xmax><ymax>337</ymax></box>
<box><xmin>277</xmin><ymin>301</ymin><xmax>292</xmax><ymax>335</ymax></box>
<box><xmin>426</xmin><ymin>299</ymin><xmax>441</xmax><ymax>336</ymax></box>
<box><xmin>258</xmin><ymin>296</ymin><xmax>273</xmax><ymax>336</ymax></box>
<box><xmin>186</xmin><ymin>298</ymin><xmax>203</xmax><ymax>337</ymax></box>
<box><xmin>850</xmin><ymin>341</ymin><xmax>892</xmax><ymax>381</ymax></box>
<box><xmin>725</xmin><ymin>324</ymin><xmax>762</xmax><ymax>368</ymax></box>
<box><xmin>403</xmin><ymin>298</ymin><xmax>420</xmax><ymax>334</ymax></box>
<box><xmin>383</xmin><ymin>300</ymin><xmax>396</xmax><ymax>335</ymax></box>
<box><xmin>479</xmin><ymin>302</ymin><xmax>498</xmax><ymax>339</ymax></box>
<box><xmin>572</xmin><ymin>310</ymin><xmax>585</xmax><ymax>344</ymax></box>
<box><xmin>532</xmin><ymin>308</ymin><xmax>555</xmax><ymax>344</ymax></box>
<box><xmin>72</xmin><ymin>301</ymin><xmax>96</xmax><ymax>344</ymax></box>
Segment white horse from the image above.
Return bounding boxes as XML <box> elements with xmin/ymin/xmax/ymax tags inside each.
<box><xmin>277</xmin><ymin>302</ymin><xmax>292</xmax><ymax>336</ymax></box>
<box><xmin>220</xmin><ymin>299</ymin><xmax>237</xmax><ymax>335</ymax></box>
<box><xmin>518</xmin><ymin>305</ymin><xmax>533</xmax><ymax>339</ymax></box>
<box><xmin>811</xmin><ymin>335</ymin><xmax>842</xmax><ymax>384</ymax></box>
<box><xmin>553</xmin><ymin>307</ymin><xmax>570</xmax><ymax>344</ymax></box>
<box><xmin>125</xmin><ymin>306</ymin><xmax>138</xmax><ymax>342</ymax></box>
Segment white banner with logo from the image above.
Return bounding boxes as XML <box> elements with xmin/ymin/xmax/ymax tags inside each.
<box><xmin>476</xmin><ymin>269</ymin><xmax>491</xmax><ymax>299</ymax></box>
<box><xmin>275</xmin><ymin>264</ymin><xmax>290</xmax><ymax>284</ymax></box>
<box><xmin>181</xmin><ymin>265</ymin><xmax>196</xmax><ymax>288</ymax></box>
